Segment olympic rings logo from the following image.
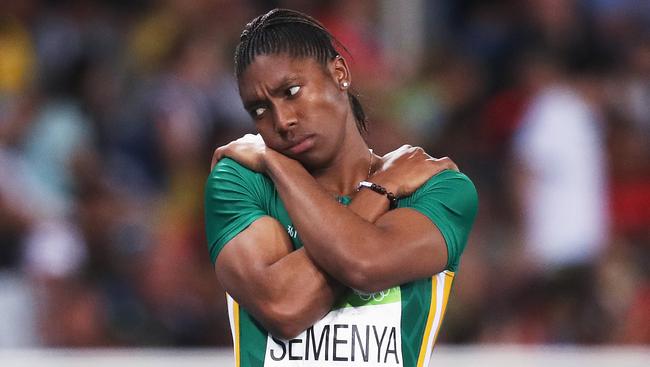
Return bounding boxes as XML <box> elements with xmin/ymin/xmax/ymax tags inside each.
<box><xmin>353</xmin><ymin>288</ymin><xmax>391</xmax><ymax>302</ymax></box>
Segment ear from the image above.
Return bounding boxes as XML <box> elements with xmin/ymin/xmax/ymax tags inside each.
<box><xmin>331</xmin><ymin>55</ymin><xmax>351</xmax><ymax>90</ymax></box>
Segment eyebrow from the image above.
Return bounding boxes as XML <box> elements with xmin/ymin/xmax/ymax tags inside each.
<box><xmin>242</xmin><ymin>75</ymin><xmax>302</xmax><ymax>110</ymax></box>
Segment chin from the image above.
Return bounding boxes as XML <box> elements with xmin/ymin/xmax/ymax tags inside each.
<box><xmin>294</xmin><ymin>154</ymin><xmax>320</xmax><ymax>170</ymax></box>
<box><xmin>301</xmin><ymin>152</ymin><xmax>338</xmax><ymax>172</ymax></box>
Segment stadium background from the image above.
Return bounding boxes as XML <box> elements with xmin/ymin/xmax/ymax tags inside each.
<box><xmin>0</xmin><ymin>0</ymin><xmax>648</xmax><ymax>364</ymax></box>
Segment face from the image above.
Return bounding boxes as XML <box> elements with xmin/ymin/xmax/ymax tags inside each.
<box><xmin>238</xmin><ymin>53</ymin><xmax>352</xmax><ymax>169</ymax></box>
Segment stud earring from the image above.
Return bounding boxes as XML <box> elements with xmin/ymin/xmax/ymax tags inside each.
<box><xmin>341</xmin><ymin>81</ymin><xmax>350</xmax><ymax>89</ymax></box>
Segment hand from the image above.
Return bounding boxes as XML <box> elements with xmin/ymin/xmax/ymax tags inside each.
<box><xmin>371</xmin><ymin>145</ymin><xmax>459</xmax><ymax>197</ymax></box>
<box><xmin>211</xmin><ymin>134</ymin><xmax>269</xmax><ymax>172</ymax></box>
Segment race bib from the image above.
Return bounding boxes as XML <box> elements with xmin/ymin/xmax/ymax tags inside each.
<box><xmin>264</xmin><ymin>287</ymin><xmax>403</xmax><ymax>366</ymax></box>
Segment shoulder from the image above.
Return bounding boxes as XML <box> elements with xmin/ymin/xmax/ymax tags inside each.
<box><xmin>207</xmin><ymin>158</ymin><xmax>270</xmax><ymax>188</ymax></box>
<box><xmin>209</xmin><ymin>157</ymin><xmax>261</xmax><ymax>181</ymax></box>
<box><xmin>205</xmin><ymin>158</ymin><xmax>275</xmax><ymax>203</ymax></box>
<box><xmin>425</xmin><ymin>169</ymin><xmax>475</xmax><ymax>187</ymax></box>
<box><xmin>416</xmin><ymin>170</ymin><xmax>477</xmax><ymax>201</ymax></box>
<box><xmin>204</xmin><ymin>159</ymin><xmax>274</xmax><ymax>264</ymax></box>
<box><xmin>405</xmin><ymin>169</ymin><xmax>478</xmax><ymax>222</ymax></box>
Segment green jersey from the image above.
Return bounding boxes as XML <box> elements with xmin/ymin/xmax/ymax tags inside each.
<box><xmin>205</xmin><ymin>158</ymin><xmax>478</xmax><ymax>367</ymax></box>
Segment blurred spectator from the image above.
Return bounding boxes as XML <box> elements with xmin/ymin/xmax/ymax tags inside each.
<box><xmin>512</xmin><ymin>57</ymin><xmax>609</xmax><ymax>272</ymax></box>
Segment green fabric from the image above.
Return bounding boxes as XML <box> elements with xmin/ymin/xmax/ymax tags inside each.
<box><xmin>240</xmin><ymin>310</ymin><xmax>267</xmax><ymax>366</ymax></box>
<box><xmin>205</xmin><ymin>158</ymin><xmax>305</xmax><ymax>264</ymax></box>
<box><xmin>396</xmin><ymin>169</ymin><xmax>478</xmax><ymax>272</ymax></box>
<box><xmin>399</xmin><ymin>279</ymin><xmax>432</xmax><ymax>367</ymax></box>
<box><xmin>204</xmin><ymin>158</ymin><xmax>478</xmax><ymax>367</ymax></box>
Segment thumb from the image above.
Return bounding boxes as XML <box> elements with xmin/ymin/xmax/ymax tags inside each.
<box><xmin>210</xmin><ymin>147</ymin><xmax>224</xmax><ymax>171</ymax></box>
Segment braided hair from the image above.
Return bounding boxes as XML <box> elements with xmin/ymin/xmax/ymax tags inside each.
<box><xmin>234</xmin><ymin>8</ymin><xmax>368</xmax><ymax>133</ymax></box>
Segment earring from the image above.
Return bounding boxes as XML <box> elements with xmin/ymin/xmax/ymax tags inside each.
<box><xmin>341</xmin><ymin>81</ymin><xmax>350</xmax><ymax>89</ymax></box>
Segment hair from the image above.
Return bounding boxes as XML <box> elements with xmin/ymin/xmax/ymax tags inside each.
<box><xmin>234</xmin><ymin>8</ymin><xmax>368</xmax><ymax>133</ymax></box>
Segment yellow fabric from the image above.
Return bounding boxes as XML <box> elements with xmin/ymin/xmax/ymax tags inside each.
<box><xmin>416</xmin><ymin>271</ymin><xmax>455</xmax><ymax>367</ymax></box>
<box><xmin>234</xmin><ymin>300</ymin><xmax>241</xmax><ymax>367</ymax></box>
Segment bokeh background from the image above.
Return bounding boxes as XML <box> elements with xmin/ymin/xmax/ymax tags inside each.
<box><xmin>1</xmin><ymin>0</ymin><xmax>649</xmax><ymax>350</ymax></box>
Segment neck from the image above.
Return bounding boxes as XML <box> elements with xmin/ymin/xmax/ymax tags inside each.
<box><xmin>311</xmin><ymin>125</ymin><xmax>377</xmax><ymax>197</ymax></box>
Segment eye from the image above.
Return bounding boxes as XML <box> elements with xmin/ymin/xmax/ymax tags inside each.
<box><xmin>253</xmin><ymin>106</ymin><xmax>267</xmax><ymax>118</ymax></box>
<box><xmin>287</xmin><ymin>85</ymin><xmax>301</xmax><ymax>97</ymax></box>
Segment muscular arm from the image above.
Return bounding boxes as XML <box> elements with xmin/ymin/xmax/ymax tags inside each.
<box><xmin>215</xmin><ymin>216</ymin><xmax>343</xmax><ymax>339</ymax></box>
<box><xmin>210</xmin><ymin>161</ymin><xmax>400</xmax><ymax>339</ymax></box>
<box><xmin>209</xmin><ymin>137</ymin><xmax>463</xmax><ymax>338</ymax></box>
<box><xmin>264</xmin><ymin>150</ymin><xmax>449</xmax><ymax>293</ymax></box>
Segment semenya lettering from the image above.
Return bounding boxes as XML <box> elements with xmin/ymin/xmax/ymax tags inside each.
<box><xmin>268</xmin><ymin>323</ymin><xmax>400</xmax><ymax>364</ymax></box>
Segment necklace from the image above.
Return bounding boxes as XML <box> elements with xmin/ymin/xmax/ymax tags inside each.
<box><xmin>366</xmin><ymin>148</ymin><xmax>374</xmax><ymax>179</ymax></box>
<box><xmin>336</xmin><ymin>148</ymin><xmax>374</xmax><ymax>204</ymax></box>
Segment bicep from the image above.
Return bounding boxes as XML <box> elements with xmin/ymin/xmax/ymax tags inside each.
<box><xmin>214</xmin><ymin>216</ymin><xmax>343</xmax><ymax>338</ymax></box>
<box><xmin>215</xmin><ymin>216</ymin><xmax>293</xmax><ymax>306</ymax></box>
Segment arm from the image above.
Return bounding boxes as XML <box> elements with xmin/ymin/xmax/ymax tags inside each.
<box><xmin>208</xmin><ymin>154</ymin><xmax>428</xmax><ymax>337</ymax></box>
<box><xmin>211</xmin><ymin>135</ymin><xmax>461</xmax><ymax>292</ymax></box>
<box><xmin>214</xmin><ymin>217</ymin><xmax>344</xmax><ymax>339</ymax></box>
<box><xmin>347</xmin><ymin>145</ymin><xmax>458</xmax><ymax>223</ymax></box>
<box><xmin>206</xmin><ymin>160</ymin><xmax>345</xmax><ymax>339</ymax></box>
<box><xmin>264</xmin><ymin>149</ymin><xmax>451</xmax><ymax>292</ymax></box>
<box><xmin>212</xmin><ymin>189</ymin><xmax>421</xmax><ymax>338</ymax></box>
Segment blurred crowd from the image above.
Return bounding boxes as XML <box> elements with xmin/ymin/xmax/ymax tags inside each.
<box><xmin>0</xmin><ymin>0</ymin><xmax>648</xmax><ymax>347</ymax></box>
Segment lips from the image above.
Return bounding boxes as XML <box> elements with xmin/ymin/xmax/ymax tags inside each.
<box><xmin>286</xmin><ymin>135</ymin><xmax>315</xmax><ymax>155</ymax></box>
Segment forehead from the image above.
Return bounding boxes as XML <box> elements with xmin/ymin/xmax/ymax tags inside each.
<box><xmin>238</xmin><ymin>54</ymin><xmax>328</xmax><ymax>96</ymax></box>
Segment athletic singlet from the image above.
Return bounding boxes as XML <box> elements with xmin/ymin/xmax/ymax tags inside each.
<box><xmin>205</xmin><ymin>158</ymin><xmax>478</xmax><ymax>367</ymax></box>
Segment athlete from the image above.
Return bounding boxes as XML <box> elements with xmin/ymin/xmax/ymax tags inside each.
<box><xmin>205</xmin><ymin>9</ymin><xmax>478</xmax><ymax>367</ymax></box>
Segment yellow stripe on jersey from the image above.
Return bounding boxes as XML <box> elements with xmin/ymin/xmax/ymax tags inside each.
<box><xmin>432</xmin><ymin>271</ymin><xmax>454</xmax><ymax>345</ymax></box>
<box><xmin>234</xmin><ymin>300</ymin><xmax>241</xmax><ymax>367</ymax></box>
<box><xmin>226</xmin><ymin>294</ymin><xmax>241</xmax><ymax>367</ymax></box>
<box><xmin>416</xmin><ymin>275</ymin><xmax>438</xmax><ymax>367</ymax></box>
<box><xmin>416</xmin><ymin>271</ymin><xmax>455</xmax><ymax>367</ymax></box>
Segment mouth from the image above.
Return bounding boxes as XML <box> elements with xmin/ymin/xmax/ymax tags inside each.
<box><xmin>286</xmin><ymin>135</ymin><xmax>315</xmax><ymax>155</ymax></box>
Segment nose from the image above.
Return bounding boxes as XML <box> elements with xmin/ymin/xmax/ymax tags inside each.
<box><xmin>272</xmin><ymin>101</ymin><xmax>297</xmax><ymax>134</ymax></box>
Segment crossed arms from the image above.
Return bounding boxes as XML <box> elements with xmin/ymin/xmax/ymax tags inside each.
<box><xmin>208</xmin><ymin>136</ymin><xmax>461</xmax><ymax>338</ymax></box>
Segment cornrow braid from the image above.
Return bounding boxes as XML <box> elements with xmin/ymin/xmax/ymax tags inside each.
<box><xmin>234</xmin><ymin>8</ymin><xmax>368</xmax><ymax>133</ymax></box>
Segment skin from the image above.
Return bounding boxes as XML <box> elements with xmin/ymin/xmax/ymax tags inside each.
<box><xmin>211</xmin><ymin>53</ymin><xmax>458</xmax><ymax>339</ymax></box>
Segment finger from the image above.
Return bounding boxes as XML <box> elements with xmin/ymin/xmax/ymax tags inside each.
<box><xmin>210</xmin><ymin>146</ymin><xmax>225</xmax><ymax>171</ymax></box>
<box><xmin>399</xmin><ymin>144</ymin><xmax>413</xmax><ymax>153</ymax></box>
<box><xmin>210</xmin><ymin>150</ymin><xmax>219</xmax><ymax>171</ymax></box>
<box><xmin>438</xmin><ymin>156</ymin><xmax>459</xmax><ymax>172</ymax></box>
<box><xmin>412</xmin><ymin>146</ymin><xmax>425</xmax><ymax>157</ymax></box>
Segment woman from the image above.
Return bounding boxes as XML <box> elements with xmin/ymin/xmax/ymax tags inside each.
<box><xmin>205</xmin><ymin>8</ymin><xmax>477</xmax><ymax>367</ymax></box>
